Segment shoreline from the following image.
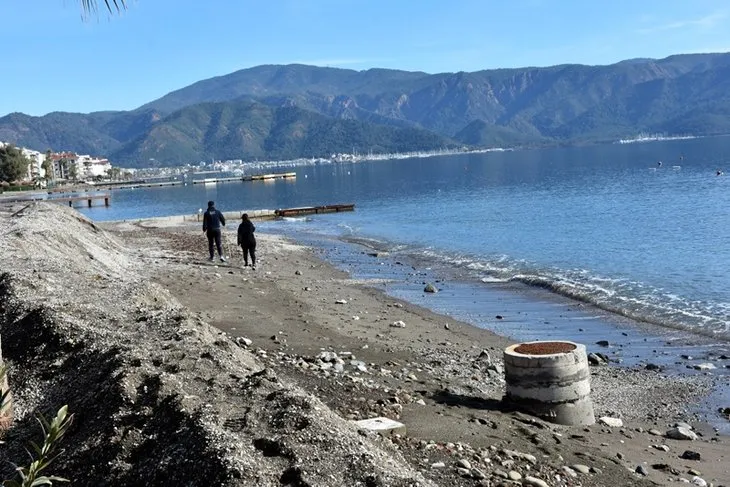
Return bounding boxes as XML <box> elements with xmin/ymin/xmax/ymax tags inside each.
<box><xmin>1</xmin><ymin>203</ymin><xmax>728</xmax><ymax>486</ymax></box>
<box><xmin>286</xmin><ymin>226</ymin><xmax>730</xmax><ymax>428</ymax></box>
<box><xmin>117</xmin><ymin>217</ymin><xmax>729</xmax><ymax>483</ymax></box>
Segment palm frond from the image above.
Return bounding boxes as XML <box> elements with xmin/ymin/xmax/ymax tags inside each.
<box><xmin>79</xmin><ymin>0</ymin><xmax>127</xmax><ymax>14</ymax></box>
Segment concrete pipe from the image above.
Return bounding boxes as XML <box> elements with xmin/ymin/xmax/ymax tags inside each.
<box><xmin>503</xmin><ymin>341</ymin><xmax>595</xmax><ymax>426</ymax></box>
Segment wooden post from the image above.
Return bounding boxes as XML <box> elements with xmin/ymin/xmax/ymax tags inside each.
<box><xmin>104</xmin><ymin>197</ymin><xmax>109</xmax><ymax>206</ymax></box>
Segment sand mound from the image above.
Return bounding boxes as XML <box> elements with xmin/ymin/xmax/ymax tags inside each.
<box><xmin>0</xmin><ymin>203</ymin><xmax>432</xmax><ymax>486</ymax></box>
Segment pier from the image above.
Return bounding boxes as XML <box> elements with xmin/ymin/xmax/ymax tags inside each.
<box><xmin>59</xmin><ymin>194</ymin><xmax>112</xmax><ymax>207</ymax></box>
<box><xmin>86</xmin><ymin>171</ymin><xmax>297</xmax><ymax>190</ymax></box>
<box><xmin>0</xmin><ymin>193</ymin><xmax>111</xmax><ymax>207</ymax></box>
<box><xmin>274</xmin><ymin>204</ymin><xmax>355</xmax><ymax>217</ymax></box>
<box><xmin>107</xmin><ymin>203</ymin><xmax>354</xmax><ymax>224</ymax></box>
<box><xmin>192</xmin><ymin>172</ymin><xmax>296</xmax><ymax>184</ymax></box>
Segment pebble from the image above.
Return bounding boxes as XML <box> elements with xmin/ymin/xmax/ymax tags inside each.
<box><xmin>471</xmin><ymin>468</ymin><xmax>486</xmax><ymax>479</ymax></box>
<box><xmin>508</xmin><ymin>470</ymin><xmax>521</xmax><ymax>481</ymax></box>
<box><xmin>390</xmin><ymin>320</ymin><xmax>406</xmax><ymax>328</ymax></box>
<box><xmin>456</xmin><ymin>467</ymin><xmax>470</xmax><ymax>476</ymax></box>
<box><xmin>666</xmin><ymin>427</ymin><xmax>698</xmax><ymax>441</ymax></box>
<box><xmin>571</xmin><ymin>464</ymin><xmax>590</xmax><ymax>474</ymax></box>
<box><xmin>493</xmin><ymin>469</ymin><xmax>508</xmax><ymax>479</ymax></box>
<box><xmin>561</xmin><ymin>466</ymin><xmax>577</xmax><ymax>478</ymax></box>
<box><xmin>635</xmin><ymin>464</ymin><xmax>648</xmax><ymax>476</ymax></box>
<box><xmin>430</xmin><ymin>462</ymin><xmax>445</xmax><ymax>469</ymax></box>
<box><xmin>523</xmin><ymin>476</ymin><xmax>549</xmax><ymax>487</ymax></box>
<box><xmin>652</xmin><ymin>444</ymin><xmax>670</xmax><ymax>452</ymax></box>
<box><xmin>317</xmin><ymin>351</ymin><xmax>338</xmax><ymax>362</ymax></box>
<box><xmin>692</xmin><ymin>476</ymin><xmax>708</xmax><ymax>487</ymax></box>
<box><xmin>456</xmin><ymin>459</ymin><xmax>471</xmax><ymax>470</ymax></box>
<box><xmin>588</xmin><ymin>353</ymin><xmax>607</xmax><ymax>366</ymax></box>
<box><xmin>335</xmin><ymin>299</ymin><xmax>347</xmax><ymax>304</ymax></box>
<box><xmin>680</xmin><ymin>450</ymin><xmax>701</xmax><ymax>461</ymax></box>
<box><xmin>648</xmin><ymin>428</ymin><xmax>663</xmax><ymax>436</ymax></box>
<box><xmin>598</xmin><ymin>416</ymin><xmax>623</xmax><ymax>428</ymax></box>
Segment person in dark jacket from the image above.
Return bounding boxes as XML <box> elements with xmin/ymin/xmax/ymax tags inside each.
<box><xmin>202</xmin><ymin>200</ymin><xmax>226</xmax><ymax>262</ymax></box>
<box><xmin>237</xmin><ymin>213</ymin><xmax>256</xmax><ymax>269</ymax></box>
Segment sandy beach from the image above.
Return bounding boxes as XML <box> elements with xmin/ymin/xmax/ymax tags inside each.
<box><xmin>0</xmin><ymin>202</ymin><xmax>727</xmax><ymax>486</ymax></box>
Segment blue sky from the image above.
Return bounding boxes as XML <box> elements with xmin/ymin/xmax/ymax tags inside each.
<box><xmin>2</xmin><ymin>0</ymin><xmax>730</xmax><ymax>116</ymax></box>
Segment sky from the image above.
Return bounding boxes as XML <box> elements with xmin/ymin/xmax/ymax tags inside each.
<box><xmin>2</xmin><ymin>0</ymin><xmax>730</xmax><ymax>116</ymax></box>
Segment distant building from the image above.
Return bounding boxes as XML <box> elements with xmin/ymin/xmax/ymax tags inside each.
<box><xmin>20</xmin><ymin>148</ymin><xmax>47</xmax><ymax>181</ymax></box>
<box><xmin>76</xmin><ymin>154</ymin><xmax>112</xmax><ymax>178</ymax></box>
<box><xmin>0</xmin><ymin>144</ymin><xmax>115</xmax><ymax>182</ymax></box>
<box><xmin>49</xmin><ymin>151</ymin><xmax>78</xmax><ymax>180</ymax></box>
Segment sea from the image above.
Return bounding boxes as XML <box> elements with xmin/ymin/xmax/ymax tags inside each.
<box><xmin>76</xmin><ymin>136</ymin><xmax>730</xmax><ymax>428</ymax></box>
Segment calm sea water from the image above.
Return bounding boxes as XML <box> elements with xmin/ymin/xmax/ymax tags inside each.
<box><xmin>82</xmin><ymin>136</ymin><xmax>730</xmax><ymax>341</ymax></box>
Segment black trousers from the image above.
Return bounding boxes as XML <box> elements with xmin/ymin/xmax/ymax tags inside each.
<box><xmin>241</xmin><ymin>241</ymin><xmax>256</xmax><ymax>265</ymax></box>
<box><xmin>207</xmin><ymin>229</ymin><xmax>222</xmax><ymax>258</ymax></box>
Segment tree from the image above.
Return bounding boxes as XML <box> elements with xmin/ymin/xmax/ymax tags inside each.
<box><xmin>67</xmin><ymin>162</ymin><xmax>78</xmax><ymax>182</ymax></box>
<box><xmin>106</xmin><ymin>167</ymin><xmax>121</xmax><ymax>181</ymax></box>
<box><xmin>58</xmin><ymin>158</ymin><xmax>69</xmax><ymax>180</ymax></box>
<box><xmin>0</xmin><ymin>145</ymin><xmax>31</xmax><ymax>183</ymax></box>
<box><xmin>42</xmin><ymin>150</ymin><xmax>54</xmax><ymax>181</ymax></box>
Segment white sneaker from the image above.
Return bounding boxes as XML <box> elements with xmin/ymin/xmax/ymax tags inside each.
<box><xmin>220</xmin><ymin>256</ymin><xmax>226</xmax><ymax>262</ymax></box>
<box><xmin>251</xmin><ymin>264</ymin><xmax>256</xmax><ymax>270</ymax></box>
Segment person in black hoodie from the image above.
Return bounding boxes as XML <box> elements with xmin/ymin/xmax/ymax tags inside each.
<box><xmin>237</xmin><ymin>213</ymin><xmax>256</xmax><ymax>269</ymax></box>
<box><xmin>203</xmin><ymin>200</ymin><xmax>226</xmax><ymax>262</ymax></box>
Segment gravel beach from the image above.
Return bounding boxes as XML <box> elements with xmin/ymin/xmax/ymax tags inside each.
<box><xmin>0</xmin><ymin>202</ymin><xmax>727</xmax><ymax>486</ymax></box>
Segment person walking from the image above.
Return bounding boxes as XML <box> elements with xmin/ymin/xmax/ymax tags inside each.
<box><xmin>237</xmin><ymin>213</ymin><xmax>257</xmax><ymax>269</ymax></box>
<box><xmin>203</xmin><ymin>200</ymin><xmax>226</xmax><ymax>262</ymax></box>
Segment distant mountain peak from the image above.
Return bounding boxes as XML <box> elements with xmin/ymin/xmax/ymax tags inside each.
<box><xmin>3</xmin><ymin>52</ymin><xmax>730</xmax><ymax>167</ymax></box>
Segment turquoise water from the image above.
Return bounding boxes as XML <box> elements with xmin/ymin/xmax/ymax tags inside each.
<box><xmin>83</xmin><ymin>136</ymin><xmax>730</xmax><ymax>341</ymax></box>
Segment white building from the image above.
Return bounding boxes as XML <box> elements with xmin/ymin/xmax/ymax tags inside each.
<box><xmin>1</xmin><ymin>143</ymin><xmax>115</xmax><ymax>182</ymax></box>
<box><xmin>21</xmin><ymin>148</ymin><xmax>47</xmax><ymax>181</ymax></box>
<box><xmin>76</xmin><ymin>155</ymin><xmax>112</xmax><ymax>179</ymax></box>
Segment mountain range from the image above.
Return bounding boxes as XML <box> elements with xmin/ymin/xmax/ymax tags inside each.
<box><xmin>2</xmin><ymin>52</ymin><xmax>730</xmax><ymax>167</ymax></box>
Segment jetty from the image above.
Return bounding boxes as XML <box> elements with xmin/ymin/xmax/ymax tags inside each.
<box><xmin>84</xmin><ymin>171</ymin><xmax>297</xmax><ymax>190</ymax></box>
<box><xmin>0</xmin><ymin>193</ymin><xmax>111</xmax><ymax>207</ymax></box>
<box><xmin>274</xmin><ymin>204</ymin><xmax>355</xmax><ymax>217</ymax></box>
<box><xmin>192</xmin><ymin>172</ymin><xmax>296</xmax><ymax>185</ymax></box>
<box><xmin>108</xmin><ymin>203</ymin><xmax>354</xmax><ymax>224</ymax></box>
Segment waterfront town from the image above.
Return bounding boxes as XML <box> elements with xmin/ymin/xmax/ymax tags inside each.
<box><xmin>0</xmin><ymin>142</ymin><xmax>114</xmax><ymax>187</ymax></box>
